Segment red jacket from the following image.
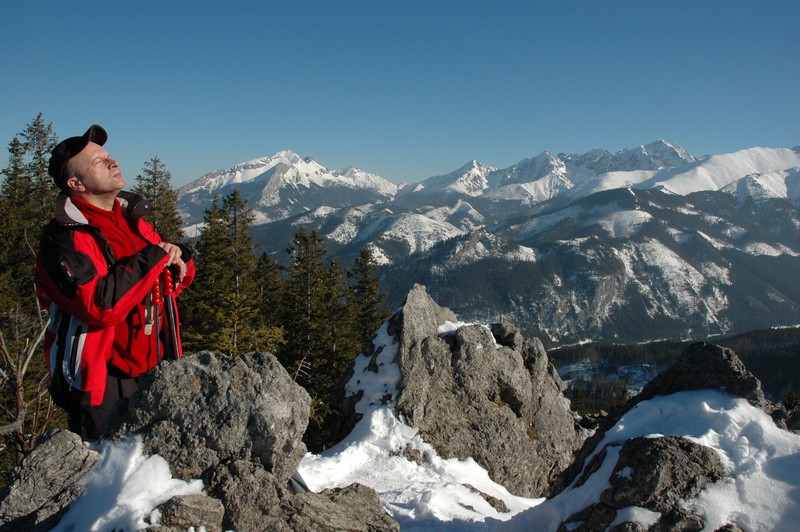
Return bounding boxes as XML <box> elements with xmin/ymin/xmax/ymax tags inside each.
<box><xmin>35</xmin><ymin>191</ymin><xmax>195</xmax><ymax>406</ymax></box>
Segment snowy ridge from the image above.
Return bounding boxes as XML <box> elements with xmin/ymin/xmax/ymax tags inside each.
<box><xmin>495</xmin><ymin>389</ymin><xmax>800</xmax><ymax>531</ymax></box>
<box><xmin>397</xmin><ymin>160</ymin><xmax>495</xmax><ymax>198</ymax></box>
<box><xmin>637</xmin><ymin>147</ymin><xmax>800</xmax><ymax>196</ymax></box>
<box><xmin>179</xmin><ymin>150</ymin><xmax>398</xmax><ymax>197</ymax></box>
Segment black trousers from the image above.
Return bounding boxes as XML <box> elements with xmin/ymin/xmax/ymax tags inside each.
<box><xmin>67</xmin><ymin>369</ymin><xmax>138</xmax><ymax>441</ymax></box>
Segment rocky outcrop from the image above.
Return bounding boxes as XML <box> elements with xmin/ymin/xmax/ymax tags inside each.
<box><xmin>0</xmin><ymin>429</ymin><xmax>100</xmax><ymax>531</ymax></box>
<box><xmin>553</xmin><ymin>342</ymin><xmax>768</xmax><ymax>496</ymax></box>
<box><xmin>559</xmin><ymin>436</ymin><xmax>725</xmax><ymax>531</ymax></box>
<box><xmin>546</xmin><ymin>341</ymin><xmax>780</xmax><ymax>531</ymax></box>
<box><xmin>635</xmin><ymin>342</ymin><xmax>766</xmax><ymax>408</ymax></box>
<box><xmin>340</xmin><ymin>284</ymin><xmax>581</xmax><ymax>498</ymax></box>
<box><xmin>0</xmin><ymin>351</ymin><xmax>398</xmax><ymax>531</ymax></box>
<box><xmin>104</xmin><ymin>351</ymin><xmax>310</xmax><ymax>483</ymax></box>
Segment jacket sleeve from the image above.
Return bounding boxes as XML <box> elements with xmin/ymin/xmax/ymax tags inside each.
<box><xmin>37</xmin><ymin>228</ymin><xmax>170</xmax><ymax>328</ymax></box>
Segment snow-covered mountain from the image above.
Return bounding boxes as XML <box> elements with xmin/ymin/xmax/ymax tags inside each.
<box><xmin>177</xmin><ymin>141</ymin><xmax>800</xmax><ymax>346</ymax></box>
<box><xmin>177</xmin><ymin>150</ymin><xmax>397</xmax><ymax>227</ymax></box>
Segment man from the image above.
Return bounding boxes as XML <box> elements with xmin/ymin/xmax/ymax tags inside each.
<box><xmin>35</xmin><ymin>124</ymin><xmax>195</xmax><ymax>440</ymax></box>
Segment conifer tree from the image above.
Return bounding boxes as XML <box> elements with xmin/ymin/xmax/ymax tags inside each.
<box><xmin>132</xmin><ymin>156</ymin><xmax>184</xmax><ymax>243</ymax></box>
<box><xmin>280</xmin><ymin>228</ymin><xmax>365</xmax><ymax>440</ymax></box>
<box><xmin>280</xmin><ymin>227</ymin><xmax>330</xmax><ymax>385</ymax></box>
<box><xmin>0</xmin><ymin>115</ymin><xmax>62</xmax><ymax>476</ymax></box>
<box><xmin>319</xmin><ymin>257</ymin><xmax>355</xmax><ymax>384</ymax></box>
<box><xmin>255</xmin><ymin>252</ymin><xmax>285</xmax><ymax>328</ymax></box>
<box><xmin>0</xmin><ymin>114</ymin><xmax>58</xmax><ymax>314</ymax></box>
<box><xmin>182</xmin><ymin>191</ymin><xmax>283</xmax><ymax>355</ymax></box>
<box><xmin>348</xmin><ymin>247</ymin><xmax>392</xmax><ymax>352</ymax></box>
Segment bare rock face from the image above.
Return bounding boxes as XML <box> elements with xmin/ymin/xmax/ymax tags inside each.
<box><xmin>154</xmin><ymin>494</ymin><xmax>225</xmax><ymax>532</ymax></box>
<box><xmin>0</xmin><ymin>430</ymin><xmax>100</xmax><ymax>531</ymax></box>
<box><xmin>553</xmin><ymin>342</ymin><xmax>768</xmax><ymax>496</ymax></box>
<box><xmin>0</xmin><ymin>351</ymin><xmax>398</xmax><ymax>532</ymax></box>
<box><xmin>104</xmin><ymin>351</ymin><xmax>311</xmax><ymax>483</ymax></box>
<box><xmin>636</xmin><ymin>342</ymin><xmax>766</xmax><ymax>408</ymax></box>
<box><xmin>385</xmin><ymin>284</ymin><xmax>581</xmax><ymax>497</ymax></box>
<box><xmin>559</xmin><ymin>436</ymin><xmax>725</xmax><ymax>531</ymax></box>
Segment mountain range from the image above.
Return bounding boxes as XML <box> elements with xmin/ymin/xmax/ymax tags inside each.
<box><xmin>176</xmin><ymin>140</ymin><xmax>800</xmax><ymax>347</ymax></box>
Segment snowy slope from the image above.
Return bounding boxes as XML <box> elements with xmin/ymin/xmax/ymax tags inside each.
<box><xmin>637</xmin><ymin>146</ymin><xmax>800</xmax><ymax>196</ymax></box>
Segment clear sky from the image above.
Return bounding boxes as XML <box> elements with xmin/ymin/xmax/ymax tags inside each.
<box><xmin>2</xmin><ymin>0</ymin><xmax>798</xmax><ymax>187</ymax></box>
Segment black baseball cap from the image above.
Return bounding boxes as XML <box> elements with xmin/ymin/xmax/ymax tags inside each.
<box><xmin>48</xmin><ymin>124</ymin><xmax>108</xmax><ymax>190</ymax></box>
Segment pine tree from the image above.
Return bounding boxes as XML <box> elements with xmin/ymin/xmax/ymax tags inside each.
<box><xmin>279</xmin><ymin>227</ymin><xmax>330</xmax><ymax>385</ymax></box>
<box><xmin>182</xmin><ymin>191</ymin><xmax>283</xmax><ymax>355</ymax></box>
<box><xmin>0</xmin><ymin>114</ymin><xmax>58</xmax><ymax>313</ymax></box>
<box><xmin>348</xmin><ymin>247</ymin><xmax>392</xmax><ymax>353</ymax></box>
<box><xmin>280</xmin><ymin>228</ymin><xmax>358</xmax><ymax>449</ymax></box>
<box><xmin>0</xmin><ymin>115</ymin><xmax>63</xmax><ymax>479</ymax></box>
<box><xmin>255</xmin><ymin>252</ymin><xmax>285</xmax><ymax>328</ymax></box>
<box><xmin>132</xmin><ymin>156</ymin><xmax>184</xmax><ymax>243</ymax></box>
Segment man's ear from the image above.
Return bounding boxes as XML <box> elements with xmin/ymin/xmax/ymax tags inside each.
<box><xmin>66</xmin><ymin>176</ymin><xmax>84</xmax><ymax>192</ymax></box>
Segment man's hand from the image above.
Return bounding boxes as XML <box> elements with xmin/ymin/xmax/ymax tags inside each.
<box><xmin>157</xmin><ymin>242</ymin><xmax>187</xmax><ymax>283</ymax></box>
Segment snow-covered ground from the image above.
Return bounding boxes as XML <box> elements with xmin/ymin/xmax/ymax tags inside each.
<box><xmin>51</xmin><ymin>320</ymin><xmax>800</xmax><ymax>531</ymax></box>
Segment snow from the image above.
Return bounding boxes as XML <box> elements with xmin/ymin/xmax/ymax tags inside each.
<box><xmin>637</xmin><ymin>147</ymin><xmax>800</xmax><ymax>197</ymax></box>
<box><xmin>381</xmin><ymin>213</ymin><xmax>465</xmax><ymax>255</ymax></box>
<box><xmin>48</xmin><ymin>321</ymin><xmax>800</xmax><ymax>531</ymax></box>
<box><xmin>51</xmin><ymin>436</ymin><xmax>203</xmax><ymax>531</ymax></box>
<box><xmin>492</xmin><ymin>390</ymin><xmax>800</xmax><ymax>532</ymax></box>
<box><xmin>566</xmin><ymin>170</ymin><xmax>658</xmax><ymax>198</ymax></box>
<box><xmin>595</xmin><ymin>209</ymin><xmax>652</xmax><ymax>239</ymax></box>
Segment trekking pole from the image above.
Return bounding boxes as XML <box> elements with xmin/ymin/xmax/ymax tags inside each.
<box><xmin>152</xmin><ymin>271</ymin><xmax>163</xmax><ymax>363</ymax></box>
<box><xmin>161</xmin><ymin>267</ymin><xmax>182</xmax><ymax>360</ymax></box>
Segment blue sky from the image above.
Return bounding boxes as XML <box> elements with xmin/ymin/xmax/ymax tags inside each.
<box><xmin>2</xmin><ymin>0</ymin><xmax>798</xmax><ymax>187</ymax></box>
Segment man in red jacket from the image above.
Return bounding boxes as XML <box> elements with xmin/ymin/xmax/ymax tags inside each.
<box><xmin>36</xmin><ymin>124</ymin><xmax>195</xmax><ymax>440</ymax></box>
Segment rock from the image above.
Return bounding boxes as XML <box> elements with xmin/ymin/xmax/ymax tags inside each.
<box><xmin>560</xmin><ymin>436</ymin><xmax>725</xmax><ymax>531</ymax></box>
<box><xmin>553</xmin><ymin>342</ymin><xmax>766</xmax><ymax>496</ymax></box>
<box><xmin>351</xmin><ymin>284</ymin><xmax>580</xmax><ymax>497</ymax></box>
<box><xmin>547</xmin><ymin>341</ymin><xmax>775</xmax><ymax>531</ymax></box>
<box><xmin>0</xmin><ymin>429</ymin><xmax>100</xmax><ymax>532</ymax></box>
<box><xmin>103</xmin><ymin>351</ymin><xmax>311</xmax><ymax>482</ymax></box>
<box><xmin>282</xmin><ymin>483</ymin><xmax>400</xmax><ymax>531</ymax></box>
<box><xmin>206</xmin><ymin>459</ymin><xmax>292</xmax><ymax>531</ymax></box>
<box><xmin>636</xmin><ymin>342</ymin><xmax>766</xmax><ymax>408</ymax></box>
<box><xmin>154</xmin><ymin>494</ymin><xmax>224</xmax><ymax>532</ymax></box>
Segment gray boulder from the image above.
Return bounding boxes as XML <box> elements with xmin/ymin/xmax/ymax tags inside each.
<box><xmin>343</xmin><ymin>284</ymin><xmax>581</xmax><ymax>498</ymax></box>
<box><xmin>636</xmin><ymin>342</ymin><xmax>766</xmax><ymax>408</ymax></box>
<box><xmin>559</xmin><ymin>436</ymin><xmax>725</xmax><ymax>531</ymax></box>
<box><xmin>104</xmin><ymin>351</ymin><xmax>311</xmax><ymax>482</ymax></box>
<box><xmin>0</xmin><ymin>429</ymin><xmax>100</xmax><ymax>532</ymax></box>
<box><xmin>284</xmin><ymin>483</ymin><xmax>400</xmax><ymax>531</ymax></box>
<box><xmin>553</xmin><ymin>342</ymin><xmax>766</xmax><ymax>495</ymax></box>
<box><xmin>153</xmin><ymin>494</ymin><xmax>225</xmax><ymax>532</ymax></box>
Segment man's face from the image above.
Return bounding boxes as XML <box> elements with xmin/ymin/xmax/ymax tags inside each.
<box><xmin>67</xmin><ymin>142</ymin><xmax>125</xmax><ymax>195</ymax></box>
